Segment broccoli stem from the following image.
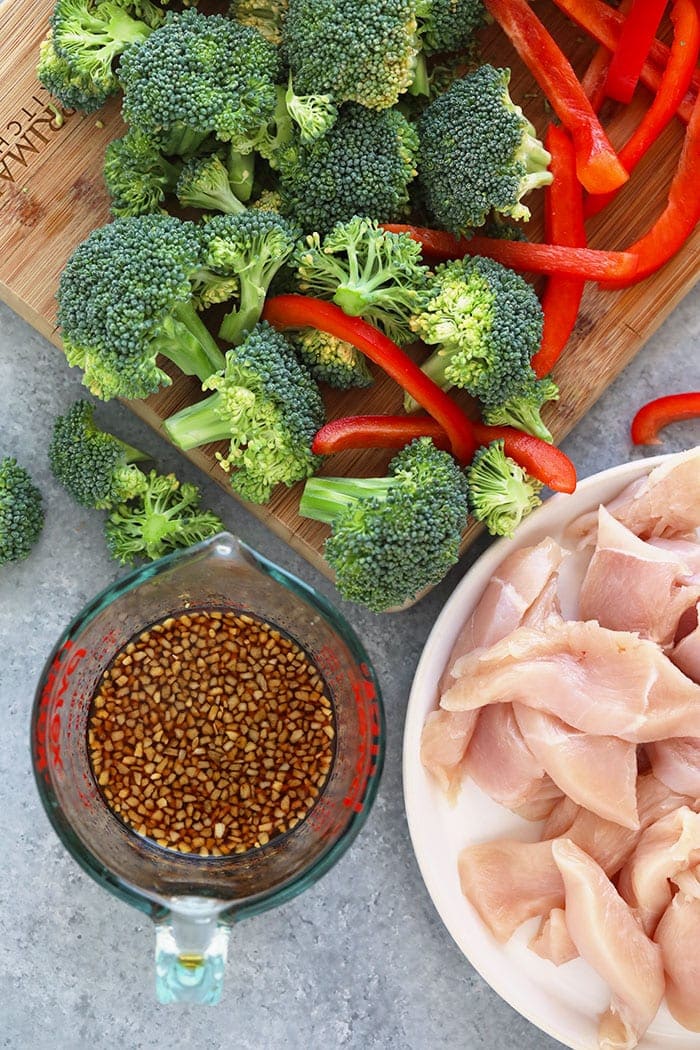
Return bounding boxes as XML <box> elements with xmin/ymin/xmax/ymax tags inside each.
<box><xmin>404</xmin><ymin>350</ymin><xmax>451</xmax><ymax>412</ymax></box>
<box><xmin>408</xmin><ymin>52</ymin><xmax>431</xmax><ymax>97</ymax></box>
<box><xmin>299</xmin><ymin>476</ymin><xmax>395</xmax><ymax>524</ymax></box>
<box><xmin>227</xmin><ymin>146</ymin><xmax>256</xmax><ymax>202</ymax></box>
<box><xmin>152</xmin><ymin>303</ymin><xmax>225</xmax><ymax>382</ymax></box>
<box><xmin>159</xmin><ymin>125</ymin><xmax>211</xmax><ymax>159</ymax></box>
<box><xmin>163</xmin><ymin>390</ymin><xmax>233</xmax><ymax>450</ymax></box>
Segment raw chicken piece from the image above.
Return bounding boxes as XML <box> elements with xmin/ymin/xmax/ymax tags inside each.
<box><xmin>528</xmin><ymin>908</ymin><xmax>578</xmax><ymax>965</ymax></box>
<box><xmin>578</xmin><ymin>506</ymin><xmax>700</xmax><ymax>646</ymax></box>
<box><xmin>671</xmin><ymin>602</ymin><xmax>700</xmax><ymax>682</ymax></box>
<box><xmin>513</xmin><ymin>704</ymin><xmax>639</xmax><ymax>828</ymax></box>
<box><xmin>569</xmin><ymin>447</ymin><xmax>700</xmax><ymax>545</ymax></box>
<box><xmin>457</xmin><ymin>839</ymin><xmax>564</xmax><ymax>942</ymax></box>
<box><xmin>419</xmin><ymin>709</ymin><xmax>479</xmax><ymax>799</ymax></box>
<box><xmin>617</xmin><ymin>806</ymin><xmax>700</xmax><ymax>934</ymax></box>
<box><xmin>654</xmin><ymin>891</ymin><xmax>700</xmax><ymax>1032</ymax></box>
<box><xmin>649</xmin><ymin>537</ymin><xmax>700</xmax><ymax>574</ymax></box>
<box><xmin>441</xmin><ymin>620</ymin><xmax>700</xmax><ymax>742</ymax></box>
<box><xmin>645</xmin><ymin>737</ymin><xmax>700</xmax><ymax>798</ymax></box>
<box><xmin>551</xmin><ymin>838</ymin><xmax>664</xmax><ymax>1050</ymax></box>
<box><xmin>512</xmin><ymin>794</ymin><xmax>565</xmax><ymax>823</ymax></box>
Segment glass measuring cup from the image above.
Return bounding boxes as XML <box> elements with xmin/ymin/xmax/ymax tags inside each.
<box><xmin>31</xmin><ymin>533</ymin><xmax>384</xmax><ymax>1004</ymax></box>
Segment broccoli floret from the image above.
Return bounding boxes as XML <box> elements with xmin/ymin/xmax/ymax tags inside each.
<box><xmin>251</xmin><ymin>188</ymin><xmax>284</xmax><ymax>212</ymax></box>
<box><xmin>407</xmin><ymin>255</ymin><xmax>543</xmax><ymax>410</ymax></box>
<box><xmin>48</xmin><ymin>0</ymin><xmax>159</xmax><ymax>107</ymax></box>
<box><xmin>200</xmin><ymin>211</ymin><xmax>300</xmax><ymax>345</ymax></box>
<box><xmin>278</xmin><ymin>104</ymin><xmax>419</xmax><ymax>234</ymax></box>
<box><xmin>482</xmin><ymin>374</ymin><xmax>560</xmax><ymax>443</ymax></box>
<box><xmin>118</xmin><ymin>9</ymin><xmax>280</xmax><ymax>158</ymax></box>
<box><xmin>37</xmin><ymin>31</ymin><xmax>110</xmax><ymax>112</ymax></box>
<box><xmin>285</xmin><ymin>75</ymin><xmax>338</xmax><ymax>145</ymax></box>
<box><xmin>0</xmin><ymin>458</ymin><xmax>44</xmax><ymax>565</ymax></box>
<box><xmin>417</xmin><ymin>65</ymin><xmax>552</xmax><ymax>234</ymax></box>
<box><xmin>163</xmin><ymin>323</ymin><xmax>324</xmax><ymax>504</ymax></box>
<box><xmin>299</xmin><ymin>437</ymin><xmax>468</xmax><ymax>611</ymax></box>
<box><xmin>57</xmin><ymin>213</ymin><xmax>227</xmax><ymax>400</ymax></box>
<box><xmin>176</xmin><ymin>154</ymin><xmax>247</xmax><ymax>215</ymax></box>
<box><xmin>296</xmin><ymin>217</ymin><xmax>429</xmax><ymax>345</ymax></box>
<box><xmin>283</xmin><ymin>0</ymin><xmax>421</xmax><ymax>111</ymax></box>
<box><xmin>103</xmin><ymin>127</ymin><xmax>181</xmax><ymax>217</ymax></box>
<box><xmin>294</xmin><ymin>328</ymin><xmax>373</xmax><ymax>389</ymax></box>
<box><xmin>418</xmin><ymin>0</ymin><xmax>487</xmax><ymax>55</ymax></box>
<box><xmin>466</xmin><ymin>440</ymin><xmax>542</xmax><ymax>537</ymax></box>
<box><xmin>104</xmin><ymin>470</ymin><xmax>224</xmax><ymax>564</ymax></box>
<box><xmin>48</xmin><ymin>400</ymin><xmax>151</xmax><ymax>509</ymax></box>
<box><xmin>229</xmin><ymin>0</ymin><xmax>288</xmax><ymax>45</ymax></box>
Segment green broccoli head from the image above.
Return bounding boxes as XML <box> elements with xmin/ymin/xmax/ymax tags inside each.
<box><xmin>295</xmin><ymin>217</ymin><xmax>429</xmax><ymax>345</ymax></box>
<box><xmin>283</xmin><ymin>0</ymin><xmax>421</xmax><ymax>110</ymax></box>
<box><xmin>175</xmin><ymin>153</ymin><xmax>247</xmax><ymax>215</ymax></box>
<box><xmin>118</xmin><ymin>9</ymin><xmax>280</xmax><ymax>158</ymax></box>
<box><xmin>48</xmin><ymin>400</ymin><xmax>150</xmax><ymax>509</ymax></box>
<box><xmin>103</xmin><ymin>127</ymin><xmax>182</xmax><ymax>217</ymax></box>
<box><xmin>418</xmin><ymin>0</ymin><xmax>486</xmax><ymax>55</ymax></box>
<box><xmin>0</xmin><ymin>457</ymin><xmax>44</xmax><ymax>565</ymax></box>
<box><xmin>278</xmin><ymin>103</ymin><xmax>419</xmax><ymax>235</ymax></box>
<box><xmin>200</xmin><ymin>210</ymin><xmax>301</xmax><ymax>345</ymax></box>
<box><xmin>229</xmin><ymin>0</ymin><xmax>288</xmax><ymax>44</ymax></box>
<box><xmin>299</xmin><ymin>437</ymin><xmax>468</xmax><ymax>611</ymax></box>
<box><xmin>417</xmin><ymin>64</ymin><xmax>552</xmax><ymax>234</ymax></box>
<box><xmin>466</xmin><ymin>439</ymin><xmax>542</xmax><ymax>537</ymax></box>
<box><xmin>163</xmin><ymin>322</ymin><xmax>325</xmax><ymax>504</ymax></box>
<box><xmin>482</xmin><ymin>374</ymin><xmax>560</xmax><ymax>443</ymax></box>
<box><xmin>408</xmin><ymin>255</ymin><xmax>543</xmax><ymax>408</ymax></box>
<box><xmin>293</xmin><ymin>328</ymin><xmax>373</xmax><ymax>389</ymax></box>
<box><xmin>57</xmin><ymin>213</ymin><xmax>226</xmax><ymax>400</ymax></box>
<box><xmin>104</xmin><ymin>470</ymin><xmax>224</xmax><ymax>564</ymax></box>
<box><xmin>37</xmin><ymin>31</ymin><xmax>111</xmax><ymax>112</ymax></box>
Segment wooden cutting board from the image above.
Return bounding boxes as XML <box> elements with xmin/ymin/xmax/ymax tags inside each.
<box><xmin>1</xmin><ymin>0</ymin><xmax>698</xmax><ymax>594</ymax></box>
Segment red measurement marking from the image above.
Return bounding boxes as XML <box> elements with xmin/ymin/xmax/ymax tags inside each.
<box><xmin>34</xmin><ymin>639</ymin><xmax>86</xmax><ymax>779</ymax></box>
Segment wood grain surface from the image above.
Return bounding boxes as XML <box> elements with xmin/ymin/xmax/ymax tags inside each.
<box><xmin>1</xmin><ymin>0</ymin><xmax>698</xmax><ymax>594</ymax></box>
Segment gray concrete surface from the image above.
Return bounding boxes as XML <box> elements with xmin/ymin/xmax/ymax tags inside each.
<box><xmin>1</xmin><ymin>286</ymin><xmax>698</xmax><ymax>1050</ymax></box>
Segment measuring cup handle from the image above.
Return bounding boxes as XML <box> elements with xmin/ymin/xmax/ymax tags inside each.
<box><xmin>154</xmin><ymin>909</ymin><xmax>231</xmax><ymax>1004</ymax></box>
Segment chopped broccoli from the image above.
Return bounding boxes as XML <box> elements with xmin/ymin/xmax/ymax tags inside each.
<box><xmin>283</xmin><ymin>0</ymin><xmax>421</xmax><ymax>111</ymax></box>
<box><xmin>57</xmin><ymin>213</ymin><xmax>227</xmax><ymax>401</ymax></box>
<box><xmin>466</xmin><ymin>440</ymin><xmax>542</xmax><ymax>537</ymax></box>
<box><xmin>103</xmin><ymin>127</ymin><xmax>181</xmax><ymax>217</ymax></box>
<box><xmin>295</xmin><ymin>218</ymin><xmax>429</xmax><ymax>345</ymax></box>
<box><xmin>417</xmin><ymin>65</ymin><xmax>552</xmax><ymax>234</ymax></box>
<box><xmin>0</xmin><ymin>457</ymin><xmax>44</xmax><ymax>565</ymax></box>
<box><xmin>285</xmin><ymin>75</ymin><xmax>338</xmax><ymax>145</ymax></box>
<box><xmin>294</xmin><ymin>328</ymin><xmax>373</xmax><ymax>389</ymax></box>
<box><xmin>278</xmin><ymin>104</ymin><xmax>419</xmax><ymax>234</ymax></box>
<box><xmin>200</xmin><ymin>211</ymin><xmax>300</xmax><ymax>345</ymax></box>
<box><xmin>118</xmin><ymin>9</ymin><xmax>279</xmax><ymax>158</ymax></box>
<box><xmin>163</xmin><ymin>323</ymin><xmax>324</xmax><ymax>504</ymax></box>
<box><xmin>407</xmin><ymin>255</ymin><xmax>543</xmax><ymax>410</ymax></box>
<box><xmin>299</xmin><ymin>437</ymin><xmax>469</xmax><ymax>611</ymax></box>
<box><xmin>49</xmin><ymin>400</ymin><xmax>151</xmax><ymax>509</ymax></box>
<box><xmin>418</xmin><ymin>0</ymin><xmax>487</xmax><ymax>55</ymax></box>
<box><xmin>251</xmin><ymin>188</ymin><xmax>284</xmax><ymax>212</ymax></box>
<box><xmin>482</xmin><ymin>374</ymin><xmax>560</xmax><ymax>443</ymax></box>
<box><xmin>176</xmin><ymin>154</ymin><xmax>247</xmax><ymax>214</ymax></box>
<box><xmin>37</xmin><ymin>31</ymin><xmax>110</xmax><ymax>112</ymax></box>
<box><xmin>104</xmin><ymin>470</ymin><xmax>224</xmax><ymax>564</ymax></box>
<box><xmin>229</xmin><ymin>0</ymin><xmax>288</xmax><ymax>45</ymax></box>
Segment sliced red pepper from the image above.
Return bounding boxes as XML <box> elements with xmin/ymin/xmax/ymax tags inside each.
<box><xmin>261</xmin><ymin>295</ymin><xmax>478</xmax><ymax>463</ymax></box>
<box><xmin>381</xmin><ymin>224</ymin><xmax>639</xmax><ymax>282</ymax></box>
<box><xmin>531</xmin><ymin>125</ymin><xmax>586</xmax><ymax>379</ymax></box>
<box><xmin>602</xmin><ymin>86</ymin><xmax>700</xmax><ymax>287</ymax></box>
<box><xmin>551</xmin><ymin>0</ymin><xmax>698</xmax><ymax>123</ymax></box>
<box><xmin>587</xmin><ymin>0</ymin><xmax>700</xmax><ymax>219</ymax></box>
<box><xmin>482</xmin><ymin>0</ymin><xmax>629</xmax><ymax>194</ymax></box>
<box><xmin>312</xmin><ymin>415</ymin><xmax>578</xmax><ymax>494</ymax></box>
<box><xmin>604</xmin><ymin>0</ymin><xmax>668</xmax><ymax>104</ymax></box>
<box><xmin>631</xmin><ymin>392</ymin><xmax>700</xmax><ymax>444</ymax></box>
<box><xmin>581</xmin><ymin>0</ymin><xmax>635</xmax><ymax>112</ymax></box>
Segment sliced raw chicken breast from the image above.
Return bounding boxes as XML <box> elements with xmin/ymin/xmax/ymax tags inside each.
<box><xmin>617</xmin><ymin>806</ymin><xmax>700</xmax><ymax>934</ymax></box>
<box><xmin>578</xmin><ymin>506</ymin><xmax>700</xmax><ymax>646</ymax></box>
<box><xmin>671</xmin><ymin>602</ymin><xmax>700</xmax><ymax>682</ymax></box>
<box><xmin>528</xmin><ymin>908</ymin><xmax>578</xmax><ymax>965</ymax></box>
<box><xmin>551</xmin><ymin>838</ymin><xmax>664</xmax><ymax>1050</ymax></box>
<box><xmin>419</xmin><ymin>709</ymin><xmax>479</xmax><ymax>800</ymax></box>
<box><xmin>649</xmin><ymin>537</ymin><xmax>700</xmax><ymax>574</ymax></box>
<box><xmin>645</xmin><ymin>737</ymin><xmax>700</xmax><ymax>798</ymax></box>
<box><xmin>442</xmin><ymin>620</ymin><xmax>700</xmax><ymax>742</ymax></box>
<box><xmin>513</xmin><ymin>704</ymin><xmax>639</xmax><ymax>828</ymax></box>
<box><xmin>654</xmin><ymin>891</ymin><xmax>700</xmax><ymax>1032</ymax></box>
<box><xmin>457</xmin><ymin>839</ymin><xmax>564</xmax><ymax>943</ymax></box>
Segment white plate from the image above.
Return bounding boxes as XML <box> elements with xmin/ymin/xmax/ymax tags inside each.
<box><xmin>402</xmin><ymin>453</ymin><xmax>696</xmax><ymax>1050</ymax></box>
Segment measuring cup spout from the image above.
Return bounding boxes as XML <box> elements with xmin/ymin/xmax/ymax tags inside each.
<box><xmin>155</xmin><ymin>898</ymin><xmax>230</xmax><ymax>1004</ymax></box>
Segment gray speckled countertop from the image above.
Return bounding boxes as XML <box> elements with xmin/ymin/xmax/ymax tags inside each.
<box><xmin>1</xmin><ymin>286</ymin><xmax>699</xmax><ymax>1050</ymax></box>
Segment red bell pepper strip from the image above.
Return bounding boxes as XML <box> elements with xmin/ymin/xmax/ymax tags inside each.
<box><xmin>602</xmin><ymin>86</ymin><xmax>700</xmax><ymax>287</ymax></box>
<box><xmin>551</xmin><ymin>0</ymin><xmax>698</xmax><ymax>123</ymax></box>
<box><xmin>531</xmin><ymin>126</ymin><xmax>586</xmax><ymax>379</ymax></box>
<box><xmin>604</xmin><ymin>0</ymin><xmax>668</xmax><ymax>104</ymax></box>
<box><xmin>482</xmin><ymin>0</ymin><xmax>629</xmax><ymax>194</ymax></box>
<box><xmin>261</xmin><ymin>295</ymin><xmax>478</xmax><ymax>463</ymax></box>
<box><xmin>630</xmin><ymin>392</ymin><xmax>700</xmax><ymax>444</ymax></box>
<box><xmin>311</xmin><ymin>415</ymin><xmax>578</xmax><ymax>494</ymax></box>
<box><xmin>581</xmin><ymin>0</ymin><xmax>636</xmax><ymax>112</ymax></box>
<box><xmin>586</xmin><ymin>0</ymin><xmax>700</xmax><ymax>219</ymax></box>
<box><xmin>381</xmin><ymin>224</ymin><xmax>640</xmax><ymax>282</ymax></box>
